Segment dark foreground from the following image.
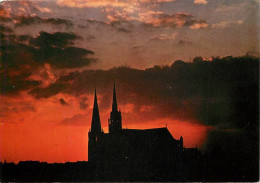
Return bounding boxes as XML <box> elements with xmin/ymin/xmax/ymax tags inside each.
<box><xmin>1</xmin><ymin>149</ymin><xmax>258</xmax><ymax>182</ymax></box>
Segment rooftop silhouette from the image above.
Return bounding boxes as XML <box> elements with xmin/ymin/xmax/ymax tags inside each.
<box><xmin>1</xmin><ymin>73</ymin><xmax>259</xmax><ymax>181</ymax></box>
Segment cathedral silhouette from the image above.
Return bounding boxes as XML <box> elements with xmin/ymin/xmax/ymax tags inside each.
<box><xmin>88</xmin><ymin>84</ymin><xmax>200</xmax><ymax>180</ymax></box>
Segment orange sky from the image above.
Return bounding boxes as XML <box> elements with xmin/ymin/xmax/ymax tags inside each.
<box><xmin>0</xmin><ymin>92</ymin><xmax>210</xmax><ymax>163</ymax></box>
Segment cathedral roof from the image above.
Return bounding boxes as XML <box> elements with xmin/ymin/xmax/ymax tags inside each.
<box><xmin>121</xmin><ymin>127</ymin><xmax>176</xmax><ymax>141</ymax></box>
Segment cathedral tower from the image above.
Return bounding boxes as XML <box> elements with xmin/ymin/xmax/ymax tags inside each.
<box><xmin>108</xmin><ymin>84</ymin><xmax>122</xmax><ymax>134</ymax></box>
<box><xmin>88</xmin><ymin>89</ymin><xmax>103</xmax><ymax>162</ymax></box>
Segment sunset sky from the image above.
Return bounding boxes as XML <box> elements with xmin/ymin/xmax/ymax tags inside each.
<box><xmin>0</xmin><ymin>0</ymin><xmax>259</xmax><ymax>163</ymax></box>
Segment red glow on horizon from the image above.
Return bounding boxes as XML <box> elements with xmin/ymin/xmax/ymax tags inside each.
<box><xmin>0</xmin><ymin>118</ymin><xmax>210</xmax><ymax>164</ymax></box>
<box><xmin>0</xmin><ymin>94</ymin><xmax>211</xmax><ymax>164</ymax></box>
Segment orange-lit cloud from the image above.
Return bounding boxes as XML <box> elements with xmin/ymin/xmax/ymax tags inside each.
<box><xmin>194</xmin><ymin>0</ymin><xmax>208</xmax><ymax>5</ymax></box>
<box><xmin>56</xmin><ymin>0</ymin><xmax>207</xmax><ymax>30</ymax></box>
<box><xmin>211</xmin><ymin>20</ymin><xmax>243</xmax><ymax>28</ymax></box>
<box><xmin>0</xmin><ymin>3</ymin><xmax>11</xmax><ymax>18</ymax></box>
<box><xmin>0</xmin><ymin>0</ymin><xmax>51</xmax><ymax>18</ymax></box>
<box><xmin>149</xmin><ymin>33</ymin><xmax>177</xmax><ymax>41</ymax></box>
<box><xmin>142</xmin><ymin>12</ymin><xmax>208</xmax><ymax>28</ymax></box>
<box><xmin>190</xmin><ymin>22</ymin><xmax>208</xmax><ymax>29</ymax></box>
<box><xmin>57</xmin><ymin>0</ymin><xmax>130</xmax><ymax>8</ymax></box>
<box><xmin>57</xmin><ymin>0</ymin><xmax>176</xmax><ymax>8</ymax></box>
<box><xmin>104</xmin><ymin>8</ymin><xmax>208</xmax><ymax>30</ymax></box>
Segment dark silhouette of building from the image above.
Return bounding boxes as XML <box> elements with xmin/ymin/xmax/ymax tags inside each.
<box><xmin>3</xmin><ymin>54</ymin><xmax>260</xmax><ymax>182</ymax></box>
<box><xmin>1</xmin><ymin>84</ymin><xmax>258</xmax><ymax>181</ymax></box>
<box><xmin>88</xmin><ymin>84</ymin><xmax>198</xmax><ymax>181</ymax></box>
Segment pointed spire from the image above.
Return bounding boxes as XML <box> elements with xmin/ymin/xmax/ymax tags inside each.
<box><xmin>91</xmin><ymin>88</ymin><xmax>101</xmax><ymax>133</ymax></box>
<box><xmin>112</xmin><ymin>83</ymin><xmax>118</xmax><ymax>112</ymax></box>
<box><xmin>109</xmin><ymin>83</ymin><xmax>122</xmax><ymax>133</ymax></box>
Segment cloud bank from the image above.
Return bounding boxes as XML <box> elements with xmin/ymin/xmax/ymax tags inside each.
<box><xmin>0</xmin><ymin>26</ymin><xmax>96</xmax><ymax>95</ymax></box>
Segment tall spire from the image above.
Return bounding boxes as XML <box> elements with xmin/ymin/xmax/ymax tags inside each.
<box><xmin>91</xmin><ymin>88</ymin><xmax>101</xmax><ymax>134</ymax></box>
<box><xmin>112</xmin><ymin>83</ymin><xmax>118</xmax><ymax>112</ymax></box>
<box><xmin>109</xmin><ymin>83</ymin><xmax>122</xmax><ymax>133</ymax></box>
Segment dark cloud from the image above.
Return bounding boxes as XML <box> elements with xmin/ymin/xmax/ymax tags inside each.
<box><xmin>29</xmin><ymin>82</ymin><xmax>67</xmax><ymax>99</ymax></box>
<box><xmin>132</xmin><ymin>45</ymin><xmax>143</xmax><ymax>49</ymax></box>
<box><xmin>84</xmin><ymin>19</ymin><xmax>132</xmax><ymax>33</ymax></box>
<box><xmin>17</xmin><ymin>35</ymin><xmax>33</xmax><ymax>42</ymax></box>
<box><xmin>0</xmin><ymin>31</ymin><xmax>96</xmax><ymax>95</ymax></box>
<box><xmin>202</xmin><ymin>128</ymin><xmax>258</xmax><ymax>154</ymax></box>
<box><xmin>0</xmin><ymin>77</ymin><xmax>40</xmax><ymax>96</ymax></box>
<box><xmin>30</xmin><ymin>31</ymin><xmax>96</xmax><ymax>68</ymax></box>
<box><xmin>14</xmin><ymin>15</ymin><xmax>73</xmax><ymax>27</ymax></box>
<box><xmin>178</xmin><ymin>40</ymin><xmax>192</xmax><ymax>45</ymax></box>
<box><xmin>30</xmin><ymin>31</ymin><xmax>81</xmax><ymax>48</ymax></box>
<box><xmin>0</xmin><ymin>33</ymin><xmax>41</xmax><ymax>95</ymax></box>
<box><xmin>110</xmin><ymin>20</ymin><xmax>133</xmax><ymax>32</ymax></box>
<box><xmin>0</xmin><ymin>16</ymin><xmax>11</xmax><ymax>22</ymax></box>
<box><xmin>60</xmin><ymin>98</ymin><xmax>68</xmax><ymax>105</ymax></box>
<box><xmin>116</xmin><ymin>27</ymin><xmax>131</xmax><ymax>33</ymax></box>
<box><xmin>30</xmin><ymin>55</ymin><xmax>258</xmax><ymax>130</ymax></box>
<box><xmin>200</xmin><ymin>127</ymin><xmax>259</xmax><ymax>176</ymax></box>
<box><xmin>0</xmin><ymin>24</ymin><xmax>13</xmax><ymax>33</ymax></box>
<box><xmin>34</xmin><ymin>46</ymin><xmax>95</xmax><ymax>68</ymax></box>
